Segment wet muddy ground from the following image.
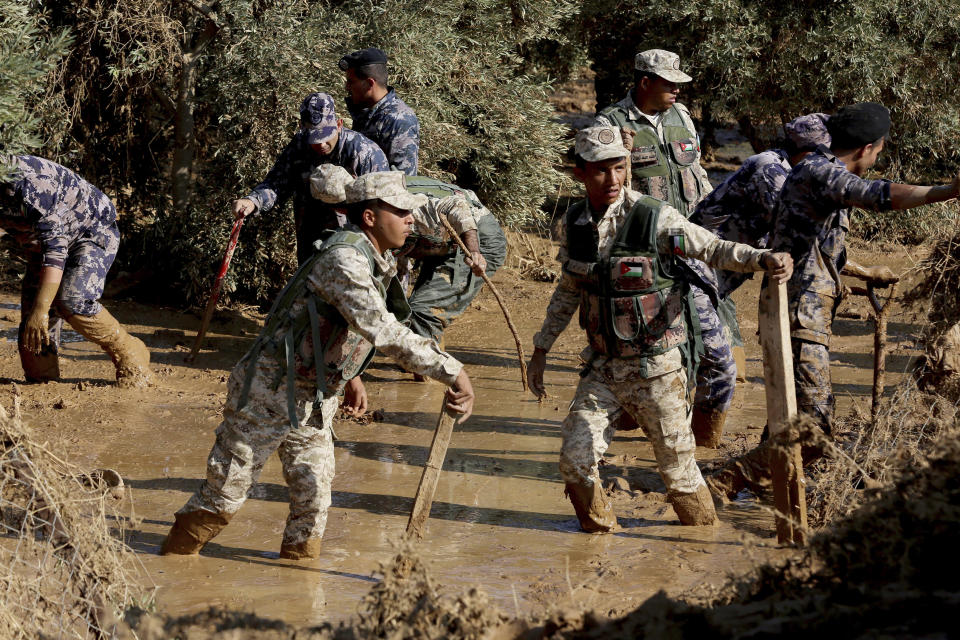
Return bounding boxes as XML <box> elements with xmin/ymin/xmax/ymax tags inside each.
<box><xmin>0</xmin><ymin>240</ymin><xmax>925</xmax><ymax>626</ymax></box>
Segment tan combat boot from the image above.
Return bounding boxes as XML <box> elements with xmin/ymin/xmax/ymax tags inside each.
<box><xmin>160</xmin><ymin>510</ymin><xmax>232</xmax><ymax>555</ymax></box>
<box><xmin>705</xmin><ymin>442</ymin><xmax>773</xmax><ymax>502</ymax></box>
<box><xmin>279</xmin><ymin>538</ymin><xmax>323</xmax><ymax>560</ymax></box>
<box><xmin>668</xmin><ymin>485</ymin><xmax>718</xmax><ymax>525</ymax></box>
<box><xmin>564</xmin><ymin>481</ymin><xmax>620</xmax><ymax>533</ymax></box>
<box><xmin>65</xmin><ymin>309</ymin><xmax>154</xmax><ymax>388</ymax></box>
<box><xmin>691</xmin><ymin>407</ymin><xmax>727</xmax><ymax>449</ymax></box>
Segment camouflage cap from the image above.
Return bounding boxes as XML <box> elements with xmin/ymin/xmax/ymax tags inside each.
<box><xmin>785</xmin><ymin>113</ymin><xmax>831</xmax><ymax>152</ymax></box>
<box><xmin>344</xmin><ymin>171</ymin><xmax>428</xmax><ymax>211</ymax></box>
<box><xmin>298</xmin><ymin>92</ymin><xmax>339</xmax><ymax>145</ymax></box>
<box><xmin>635</xmin><ymin>49</ymin><xmax>692</xmax><ymax>84</ymax></box>
<box><xmin>575</xmin><ymin>126</ymin><xmax>628</xmax><ymax>163</ymax></box>
<box><xmin>309</xmin><ymin>164</ymin><xmax>353</xmax><ymax>203</ymax></box>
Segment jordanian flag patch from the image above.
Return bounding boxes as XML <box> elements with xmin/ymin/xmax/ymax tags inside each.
<box><xmin>669</xmin><ymin>232</ymin><xmax>686</xmax><ymax>257</ymax></box>
<box><xmin>620</xmin><ymin>262</ymin><xmax>647</xmax><ymax>277</ymax></box>
<box><xmin>678</xmin><ymin>141</ymin><xmax>696</xmax><ymax>152</ymax></box>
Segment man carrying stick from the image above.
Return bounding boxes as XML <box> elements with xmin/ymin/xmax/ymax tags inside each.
<box><xmin>709</xmin><ymin>102</ymin><xmax>960</xmax><ymax>499</ymax></box>
<box><xmin>162</xmin><ymin>172</ymin><xmax>475</xmax><ymax>560</ymax></box>
<box><xmin>526</xmin><ymin>126</ymin><xmax>793</xmax><ymax>531</ymax></box>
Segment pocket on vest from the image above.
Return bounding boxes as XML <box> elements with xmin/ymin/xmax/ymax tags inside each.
<box><xmin>679</xmin><ymin>166</ymin><xmax>700</xmax><ymax>204</ymax></box>
<box><xmin>610</xmin><ymin>256</ymin><xmax>654</xmax><ymax>292</ymax></box>
<box><xmin>668</xmin><ymin>138</ymin><xmax>698</xmax><ymax>165</ymax></box>
<box><xmin>631</xmin><ymin>145</ymin><xmax>658</xmax><ymax>168</ymax></box>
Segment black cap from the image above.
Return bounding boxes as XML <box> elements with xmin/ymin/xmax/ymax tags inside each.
<box><xmin>338</xmin><ymin>47</ymin><xmax>388</xmax><ymax>71</ymax></box>
<box><xmin>828</xmin><ymin>102</ymin><xmax>891</xmax><ymax>150</ymax></box>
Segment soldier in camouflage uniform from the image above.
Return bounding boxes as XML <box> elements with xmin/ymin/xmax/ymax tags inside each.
<box><xmin>683</xmin><ymin>114</ymin><xmax>831</xmax><ymax>448</ymax></box>
<box><xmin>163</xmin><ymin>172</ymin><xmax>476</xmax><ymax>560</ymax></box>
<box><xmin>709</xmin><ymin>102</ymin><xmax>960</xmax><ymax>499</ymax></box>
<box><xmin>311</xmin><ymin>165</ymin><xmax>506</xmax><ymax>356</ymax></box>
<box><xmin>0</xmin><ymin>155</ymin><xmax>152</xmax><ymax>387</ymax></box>
<box><xmin>232</xmin><ymin>92</ymin><xmax>389</xmax><ymax>264</ymax></box>
<box><xmin>525</xmin><ymin>126</ymin><xmax>793</xmax><ymax>531</ymax></box>
<box><xmin>340</xmin><ymin>48</ymin><xmax>420</xmax><ymax>176</ymax></box>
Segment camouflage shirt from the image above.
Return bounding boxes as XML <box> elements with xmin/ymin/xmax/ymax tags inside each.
<box><xmin>533</xmin><ymin>188</ymin><xmax>770</xmax><ymax>376</ymax></box>
<box><xmin>687</xmin><ymin>149</ymin><xmax>791</xmax><ymax>297</ymax></box>
<box><xmin>412</xmin><ymin>192</ymin><xmax>493</xmax><ymax>241</ymax></box>
<box><xmin>347</xmin><ymin>89</ymin><xmax>420</xmax><ymax>176</ymax></box>
<box><xmin>309</xmin><ymin>225</ymin><xmax>462</xmax><ymax>384</ymax></box>
<box><xmin>246</xmin><ymin>128</ymin><xmax>388</xmax><ymax>214</ymax></box>
<box><xmin>0</xmin><ymin>155</ymin><xmax>119</xmax><ymax>270</ymax></box>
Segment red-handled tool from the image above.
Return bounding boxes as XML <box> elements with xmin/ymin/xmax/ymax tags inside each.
<box><xmin>186</xmin><ymin>217</ymin><xmax>244</xmax><ymax>362</ymax></box>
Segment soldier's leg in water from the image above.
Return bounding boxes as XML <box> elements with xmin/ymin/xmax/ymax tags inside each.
<box><xmin>161</xmin><ymin>356</ymin><xmax>319</xmax><ymax>554</ymax></box>
<box><xmin>276</xmin><ymin>394</ymin><xmax>340</xmax><ymax>559</ymax></box>
<box><xmin>18</xmin><ymin>254</ymin><xmax>63</xmax><ymax>382</ymax></box>
<box><xmin>55</xmin><ymin>235</ymin><xmax>152</xmax><ymax>387</ymax></box>
<box><xmin>690</xmin><ymin>285</ymin><xmax>736</xmax><ymax>448</ymax></box>
<box><xmin>607</xmin><ymin>360</ymin><xmax>717</xmax><ymax>525</ymax></box>
<box><xmin>558</xmin><ymin>366</ymin><xmax>623</xmax><ymax>533</ymax></box>
<box><xmin>717</xmin><ymin>296</ymin><xmax>747</xmax><ymax>382</ymax></box>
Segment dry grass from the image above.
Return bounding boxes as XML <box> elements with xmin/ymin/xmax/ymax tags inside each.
<box><xmin>0</xmin><ymin>387</ymin><xmax>152</xmax><ymax>639</ymax></box>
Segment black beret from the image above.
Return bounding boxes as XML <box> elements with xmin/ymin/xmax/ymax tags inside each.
<box><xmin>338</xmin><ymin>47</ymin><xmax>388</xmax><ymax>71</ymax></box>
<box><xmin>828</xmin><ymin>102</ymin><xmax>891</xmax><ymax>149</ymax></box>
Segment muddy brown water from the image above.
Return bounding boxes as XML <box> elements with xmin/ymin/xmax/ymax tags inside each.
<box><xmin>0</xmin><ymin>243</ymin><xmax>925</xmax><ymax>625</ymax></box>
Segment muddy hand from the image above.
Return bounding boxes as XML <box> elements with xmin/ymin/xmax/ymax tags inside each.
<box><xmin>23</xmin><ymin>309</ymin><xmax>50</xmax><ymax>354</ymax></box>
<box><xmin>762</xmin><ymin>252</ymin><xmax>793</xmax><ymax>283</ymax></box>
<box><xmin>527</xmin><ymin>348</ymin><xmax>547</xmax><ymax>400</ymax></box>
<box><xmin>620</xmin><ymin>128</ymin><xmax>635</xmax><ymax>151</ymax></box>
<box><xmin>445</xmin><ymin>369</ymin><xmax>475</xmax><ymax>424</ymax></box>
<box><xmin>465</xmin><ymin>251</ymin><xmax>487</xmax><ymax>277</ymax></box>
<box><xmin>863</xmin><ymin>265</ymin><xmax>899</xmax><ymax>286</ymax></box>
<box><xmin>342</xmin><ymin>376</ymin><xmax>368</xmax><ymax>417</ymax></box>
<box><xmin>232</xmin><ymin>198</ymin><xmax>256</xmax><ymax>220</ymax></box>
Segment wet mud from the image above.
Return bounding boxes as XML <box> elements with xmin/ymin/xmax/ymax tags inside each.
<box><xmin>0</xmin><ymin>242</ymin><xmax>924</xmax><ymax>626</ymax></box>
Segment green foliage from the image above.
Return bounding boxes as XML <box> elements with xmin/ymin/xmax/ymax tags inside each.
<box><xmin>0</xmin><ymin>2</ymin><xmax>70</xmax><ymax>180</ymax></box>
<box><xmin>579</xmin><ymin>0</ymin><xmax>960</xmax><ymax>241</ymax></box>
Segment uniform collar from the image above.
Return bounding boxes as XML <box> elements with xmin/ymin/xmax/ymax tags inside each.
<box><xmin>347</xmin><ymin>88</ymin><xmax>396</xmax><ymax>120</ymax></box>
<box><xmin>621</xmin><ymin>92</ymin><xmax>664</xmax><ymax>125</ymax></box>
<box><xmin>577</xmin><ymin>188</ymin><xmax>627</xmax><ymax>225</ymax></box>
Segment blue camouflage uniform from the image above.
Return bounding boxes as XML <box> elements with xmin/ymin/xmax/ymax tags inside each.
<box><xmin>684</xmin><ymin>149</ymin><xmax>792</xmax><ymax>414</ymax></box>
<box><xmin>769</xmin><ymin>147</ymin><xmax>891</xmax><ymax>432</ymax></box>
<box><xmin>0</xmin><ymin>156</ymin><xmax>120</xmax><ymax>319</ymax></box>
<box><xmin>245</xmin><ymin>128</ymin><xmax>388</xmax><ymax>263</ymax></box>
<box><xmin>347</xmin><ymin>89</ymin><xmax>420</xmax><ymax>176</ymax></box>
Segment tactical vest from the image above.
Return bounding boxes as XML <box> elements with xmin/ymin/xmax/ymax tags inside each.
<box><xmin>238</xmin><ymin>229</ymin><xmax>409</xmax><ymax>429</ymax></box>
<box><xmin>597</xmin><ymin>103</ymin><xmax>703</xmax><ymax>217</ymax></box>
<box><xmin>400</xmin><ymin>177</ymin><xmax>483</xmax><ymax>259</ymax></box>
<box><xmin>563</xmin><ymin>195</ymin><xmax>700</xmax><ymax>375</ymax></box>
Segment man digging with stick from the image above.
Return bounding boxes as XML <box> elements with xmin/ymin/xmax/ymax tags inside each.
<box><xmin>162</xmin><ymin>172</ymin><xmax>475</xmax><ymax>560</ymax></box>
<box><xmin>526</xmin><ymin>126</ymin><xmax>793</xmax><ymax>530</ymax></box>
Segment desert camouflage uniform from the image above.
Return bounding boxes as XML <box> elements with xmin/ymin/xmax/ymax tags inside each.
<box><xmin>245</xmin><ymin>129</ymin><xmax>389</xmax><ymax>263</ymax></box>
<box><xmin>769</xmin><ymin>147</ymin><xmax>891</xmax><ymax>432</ymax></box>
<box><xmin>683</xmin><ymin>149</ymin><xmax>793</xmax><ymax>413</ymax></box>
<box><xmin>402</xmin><ymin>186</ymin><xmax>507</xmax><ymax>343</ymax></box>
<box><xmin>348</xmin><ymin>90</ymin><xmax>420</xmax><ymax>176</ymax></box>
<box><xmin>179</xmin><ymin>226</ymin><xmax>462</xmax><ymax>547</ymax></box>
<box><xmin>534</xmin><ymin>188</ymin><xmax>770</xmax><ymax>495</ymax></box>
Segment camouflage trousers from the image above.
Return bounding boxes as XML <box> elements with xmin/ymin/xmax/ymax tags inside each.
<box><xmin>179</xmin><ymin>354</ymin><xmax>340</xmax><ymax>547</ymax></box>
<box><xmin>691</xmin><ymin>284</ymin><xmax>737</xmax><ymax>414</ymax></box>
<box><xmin>793</xmin><ymin>339</ymin><xmax>834</xmax><ymax>434</ymax></box>
<box><xmin>559</xmin><ymin>358</ymin><xmax>704</xmax><ymax>495</ymax></box>
<box><xmin>407</xmin><ymin>215</ymin><xmax>507</xmax><ymax>343</ymax></box>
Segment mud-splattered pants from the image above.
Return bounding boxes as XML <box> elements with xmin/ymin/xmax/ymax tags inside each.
<box><xmin>793</xmin><ymin>339</ymin><xmax>834</xmax><ymax>434</ymax></box>
<box><xmin>178</xmin><ymin>354</ymin><xmax>340</xmax><ymax>547</ymax></box>
<box><xmin>407</xmin><ymin>214</ymin><xmax>507</xmax><ymax>343</ymax></box>
<box><xmin>690</xmin><ymin>284</ymin><xmax>737</xmax><ymax>414</ymax></box>
<box><xmin>559</xmin><ymin>357</ymin><xmax>705</xmax><ymax>495</ymax></box>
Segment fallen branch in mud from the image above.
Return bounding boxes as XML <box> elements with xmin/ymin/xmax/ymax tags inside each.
<box><xmin>437</xmin><ymin>214</ymin><xmax>528</xmax><ymax>391</ymax></box>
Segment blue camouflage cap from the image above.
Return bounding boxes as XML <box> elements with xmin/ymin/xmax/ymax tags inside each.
<box><xmin>785</xmin><ymin>113</ymin><xmax>831</xmax><ymax>151</ymax></box>
<box><xmin>299</xmin><ymin>92</ymin><xmax>339</xmax><ymax>145</ymax></box>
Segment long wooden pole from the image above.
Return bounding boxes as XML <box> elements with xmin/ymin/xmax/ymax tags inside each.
<box><xmin>436</xmin><ymin>214</ymin><xmax>527</xmax><ymax>391</ymax></box>
<box><xmin>406</xmin><ymin>403</ymin><xmax>459</xmax><ymax>538</ymax></box>
<box><xmin>758</xmin><ymin>281</ymin><xmax>807</xmax><ymax>545</ymax></box>
<box><xmin>849</xmin><ymin>282</ymin><xmax>897</xmax><ymax>421</ymax></box>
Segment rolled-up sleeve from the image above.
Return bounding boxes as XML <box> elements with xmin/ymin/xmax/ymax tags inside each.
<box><xmin>310</xmin><ymin>246</ymin><xmax>462</xmax><ymax>385</ymax></box>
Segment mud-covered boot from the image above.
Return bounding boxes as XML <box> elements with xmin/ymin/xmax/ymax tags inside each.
<box><xmin>564</xmin><ymin>481</ymin><xmax>619</xmax><ymax>533</ymax></box>
<box><xmin>705</xmin><ymin>442</ymin><xmax>772</xmax><ymax>502</ymax></box>
<box><xmin>668</xmin><ymin>485</ymin><xmax>718</xmax><ymax>525</ymax></box>
<box><xmin>691</xmin><ymin>407</ymin><xmax>727</xmax><ymax>449</ymax></box>
<box><xmin>65</xmin><ymin>309</ymin><xmax>154</xmax><ymax>388</ymax></box>
<box><xmin>732</xmin><ymin>345</ymin><xmax>747</xmax><ymax>383</ymax></box>
<box><xmin>18</xmin><ymin>318</ymin><xmax>62</xmax><ymax>382</ymax></box>
<box><xmin>160</xmin><ymin>510</ymin><xmax>232</xmax><ymax>555</ymax></box>
<box><xmin>279</xmin><ymin>538</ymin><xmax>323</xmax><ymax>560</ymax></box>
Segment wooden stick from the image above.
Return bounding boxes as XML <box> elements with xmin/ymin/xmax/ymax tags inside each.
<box><xmin>187</xmin><ymin>217</ymin><xmax>244</xmax><ymax>362</ymax></box>
<box><xmin>405</xmin><ymin>403</ymin><xmax>458</xmax><ymax>538</ymax></box>
<box><xmin>758</xmin><ymin>281</ymin><xmax>807</xmax><ymax>545</ymax></box>
<box><xmin>849</xmin><ymin>283</ymin><xmax>897</xmax><ymax>421</ymax></box>
<box><xmin>436</xmin><ymin>214</ymin><xmax>528</xmax><ymax>391</ymax></box>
